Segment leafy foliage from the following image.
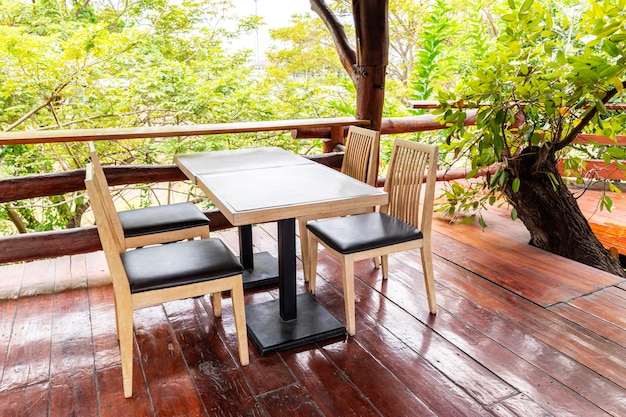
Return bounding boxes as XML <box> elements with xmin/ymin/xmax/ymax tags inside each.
<box><xmin>0</xmin><ymin>0</ymin><xmax>282</xmax><ymax>234</ymax></box>
<box><xmin>434</xmin><ymin>0</ymin><xmax>626</xmax><ymax>223</ymax></box>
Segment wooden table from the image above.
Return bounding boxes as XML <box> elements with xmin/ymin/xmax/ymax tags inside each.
<box><xmin>177</xmin><ymin>147</ymin><xmax>317</xmax><ymax>289</ymax></box>
<box><xmin>175</xmin><ymin>147</ymin><xmax>388</xmax><ymax>354</ymax></box>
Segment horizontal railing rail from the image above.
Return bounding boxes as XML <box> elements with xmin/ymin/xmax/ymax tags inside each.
<box><xmin>0</xmin><ymin>117</ymin><xmax>370</xmax><ymax>145</ymax></box>
<box><xmin>1</xmin><ymin>114</ymin><xmax>623</xmax><ymax>264</ymax></box>
<box><xmin>0</xmin><ymin>117</ymin><xmax>376</xmax><ymax>264</ymax></box>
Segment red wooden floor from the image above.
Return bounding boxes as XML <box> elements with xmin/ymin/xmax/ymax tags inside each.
<box><xmin>1</xmin><ymin>188</ymin><xmax>625</xmax><ymax>416</ymax></box>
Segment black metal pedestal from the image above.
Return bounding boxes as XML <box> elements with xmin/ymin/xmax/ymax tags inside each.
<box><xmin>244</xmin><ymin>218</ymin><xmax>346</xmax><ymax>355</ymax></box>
<box><xmin>242</xmin><ymin>252</ymin><xmax>279</xmax><ymax>289</ymax></box>
<box><xmin>245</xmin><ymin>293</ymin><xmax>346</xmax><ymax>355</ymax></box>
<box><xmin>239</xmin><ymin>225</ymin><xmax>279</xmax><ymax>290</ymax></box>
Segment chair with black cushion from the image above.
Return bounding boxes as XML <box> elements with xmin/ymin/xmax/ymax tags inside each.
<box><xmin>85</xmin><ymin>163</ymin><xmax>249</xmax><ymax>398</ymax></box>
<box><xmin>299</xmin><ymin>126</ymin><xmax>380</xmax><ymax>282</ymax></box>
<box><xmin>88</xmin><ymin>141</ymin><xmax>210</xmax><ymax>248</ymax></box>
<box><xmin>306</xmin><ymin>139</ymin><xmax>438</xmax><ymax>335</ymax></box>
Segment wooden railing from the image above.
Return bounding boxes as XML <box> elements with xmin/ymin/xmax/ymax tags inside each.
<box><xmin>0</xmin><ymin>115</ymin><xmax>466</xmax><ymax>264</ymax></box>
<box><xmin>1</xmin><ymin>112</ymin><xmax>623</xmax><ymax>264</ymax></box>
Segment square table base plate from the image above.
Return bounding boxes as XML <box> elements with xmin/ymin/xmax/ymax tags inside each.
<box><xmin>245</xmin><ymin>293</ymin><xmax>347</xmax><ymax>355</ymax></box>
<box><xmin>243</xmin><ymin>252</ymin><xmax>279</xmax><ymax>290</ymax></box>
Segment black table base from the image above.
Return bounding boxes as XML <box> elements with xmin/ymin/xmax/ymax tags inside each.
<box><xmin>245</xmin><ymin>293</ymin><xmax>346</xmax><ymax>355</ymax></box>
<box><xmin>239</xmin><ymin>225</ymin><xmax>279</xmax><ymax>290</ymax></box>
<box><xmin>242</xmin><ymin>251</ymin><xmax>279</xmax><ymax>290</ymax></box>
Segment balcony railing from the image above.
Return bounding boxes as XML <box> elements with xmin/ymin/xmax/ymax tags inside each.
<box><xmin>1</xmin><ymin>112</ymin><xmax>623</xmax><ymax>264</ymax></box>
<box><xmin>0</xmin><ymin>114</ymin><xmax>470</xmax><ymax>264</ymax></box>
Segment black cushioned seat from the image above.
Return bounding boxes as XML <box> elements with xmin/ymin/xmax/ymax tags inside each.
<box><xmin>118</xmin><ymin>202</ymin><xmax>210</xmax><ymax>237</ymax></box>
<box><xmin>306</xmin><ymin>212</ymin><xmax>423</xmax><ymax>255</ymax></box>
<box><xmin>121</xmin><ymin>238</ymin><xmax>244</xmax><ymax>293</ymax></box>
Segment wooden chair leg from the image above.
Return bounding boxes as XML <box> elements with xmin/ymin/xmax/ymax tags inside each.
<box><xmin>113</xmin><ymin>297</ymin><xmax>121</xmax><ymax>341</ymax></box>
<box><xmin>372</xmin><ymin>256</ymin><xmax>380</xmax><ymax>269</ymax></box>
<box><xmin>307</xmin><ymin>234</ymin><xmax>319</xmax><ymax>294</ymax></box>
<box><xmin>117</xmin><ymin>307</ymin><xmax>135</xmax><ymax>398</ymax></box>
<box><xmin>342</xmin><ymin>258</ymin><xmax>356</xmax><ymax>336</ymax></box>
<box><xmin>420</xmin><ymin>245</ymin><xmax>437</xmax><ymax>314</ymax></box>
<box><xmin>211</xmin><ymin>292</ymin><xmax>222</xmax><ymax>317</ymax></box>
<box><xmin>381</xmin><ymin>255</ymin><xmax>389</xmax><ymax>280</ymax></box>
<box><xmin>230</xmin><ymin>276</ymin><xmax>249</xmax><ymax>366</ymax></box>
<box><xmin>299</xmin><ymin>219</ymin><xmax>310</xmax><ymax>282</ymax></box>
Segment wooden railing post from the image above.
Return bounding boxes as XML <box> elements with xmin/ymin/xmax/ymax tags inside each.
<box><xmin>323</xmin><ymin>126</ymin><xmax>346</xmax><ymax>153</ymax></box>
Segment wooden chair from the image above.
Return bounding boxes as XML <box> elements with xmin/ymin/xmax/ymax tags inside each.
<box><xmin>299</xmin><ymin>126</ymin><xmax>380</xmax><ymax>282</ymax></box>
<box><xmin>306</xmin><ymin>139</ymin><xmax>438</xmax><ymax>335</ymax></box>
<box><xmin>85</xmin><ymin>163</ymin><xmax>249</xmax><ymax>398</ymax></box>
<box><xmin>88</xmin><ymin>141</ymin><xmax>210</xmax><ymax>248</ymax></box>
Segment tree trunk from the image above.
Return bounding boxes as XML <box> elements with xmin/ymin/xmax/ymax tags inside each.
<box><xmin>505</xmin><ymin>146</ymin><xmax>625</xmax><ymax>277</ymax></box>
<box><xmin>352</xmin><ymin>0</ymin><xmax>388</xmax><ymax>132</ymax></box>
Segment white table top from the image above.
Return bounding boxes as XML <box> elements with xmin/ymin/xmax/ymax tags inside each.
<box><xmin>175</xmin><ymin>147</ymin><xmax>313</xmax><ymax>179</ymax></box>
<box><xmin>175</xmin><ymin>147</ymin><xmax>387</xmax><ymax>225</ymax></box>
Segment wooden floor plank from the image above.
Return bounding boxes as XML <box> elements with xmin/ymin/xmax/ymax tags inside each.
<box><xmin>49</xmin><ymin>255</ymin><xmax>98</xmax><ymax>417</ymax></box>
<box><xmin>437</xmin><ymin>211</ymin><xmax>623</xmax><ymax>292</ymax></box>
<box><xmin>0</xmin><ymin>259</ymin><xmax>55</xmax><ymax>391</ymax></box>
<box><xmin>567</xmin><ymin>292</ymin><xmax>626</xmax><ymax>330</ymax></box>
<box><xmin>431</xmin><ymin>228</ymin><xmax>594</xmax><ymax>306</ymax></box>
<box><xmin>326</xmin><ymin>242</ymin><xmax>616</xmax><ymax>411</ymax></box>
<box><xmin>596</xmin><ymin>286</ymin><xmax>626</xmax><ymax>311</ymax></box>
<box><xmin>431</xmin><ymin>258</ymin><xmax>626</xmax><ymax>413</ymax></box>
<box><xmin>87</xmin><ymin>274</ymin><xmax>154</xmax><ymax>415</ymax></box>
<box><xmin>1</xmin><ymin>186</ymin><xmax>625</xmax><ymax>416</ymax></box>
<box><xmin>604</xmin><ymin>286</ymin><xmax>626</xmax><ymax>301</ymax></box>
<box><xmin>549</xmin><ymin>302</ymin><xmax>626</xmax><ymax>346</ymax></box>
<box><xmin>258</xmin><ymin>383</ymin><xmax>325</xmax><ymax>417</ymax></box>
<box><xmin>434</xmin><ymin>281</ymin><xmax>626</xmax><ymax>416</ymax></box>
<box><xmin>0</xmin><ymin>382</ymin><xmax>49</xmax><ymax>417</ymax></box>
<box><xmin>201</xmin><ymin>290</ymin><xmax>302</xmax><ymax>399</ymax></box>
<box><xmin>354</xmin><ymin>326</ymin><xmax>494</xmax><ymax>416</ymax></box>
<box><xmin>280</xmin><ymin>347</ymin><xmax>382</xmax><ymax>417</ymax></box>
<box><xmin>85</xmin><ymin>250</ymin><xmax>111</xmax><ymax>288</ymax></box>
<box><xmin>312</xmin><ymin>248</ymin><xmax>518</xmax><ymax>407</ymax></box>
<box><xmin>163</xmin><ymin>298</ymin><xmax>267</xmax><ymax>417</ymax></box>
<box><xmin>87</xmin><ymin>271</ymin><xmax>120</xmax><ymax>372</ymax></box>
<box><xmin>321</xmin><ymin>339</ymin><xmax>439</xmax><ymax>417</ymax></box>
<box><xmin>0</xmin><ymin>263</ymin><xmax>23</xmax><ymax>381</ymax></box>
<box><xmin>133</xmin><ymin>305</ymin><xmax>208</xmax><ymax>416</ymax></box>
<box><xmin>0</xmin><ymin>298</ymin><xmax>18</xmax><ymax>384</ymax></box>
<box><xmin>489</xmin><ymin>393</ymin><xmax>554</xmax><ymax>417</ymax></box>
<box><xmin>96</xmin><ymin>358</ymin><xmax>155</xmax><ymax>417</ymax></box>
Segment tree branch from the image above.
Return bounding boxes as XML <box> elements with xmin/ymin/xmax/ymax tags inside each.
<box><xmin>5</xmin><ymin>205</ymin><xmax>28</xmax><ymax>234</ymax></box>
<box><xmin>555</xmin><ymin>79</ymin><xmax>626</xmax><ymax>152</ymax></box>
<box><xmin>310</xmin><ymin>0</ymin><xmax>357</xmax><ymax>82</ymax></box>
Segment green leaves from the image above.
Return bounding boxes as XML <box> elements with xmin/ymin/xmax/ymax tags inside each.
<box><xmin>519</xmin><ymin>0</ymin><xmax>534</xmax><ymax>14</ymax></box>
<box><xmin>410</xmin><ymin>0</ymin><xmax>459</xmax><ymax>102</ymax></box>
<box><xmin>512</xmin><ymin>177</ymin><xmax>521</xmax><ymax>193</ymax></box>
<box><xmin>433</xmin><ymin>0</ymin><xmax>626</xmax><ymax>225</ymax></box>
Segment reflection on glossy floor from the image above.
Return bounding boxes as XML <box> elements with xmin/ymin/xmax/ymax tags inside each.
<box><xmin>1</xmin><ymin>189</ymin><xmax>625</xmax><ymax>416</ymax></box>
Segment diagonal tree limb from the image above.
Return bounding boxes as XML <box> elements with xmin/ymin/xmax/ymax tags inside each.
<box><xmin>555</xmin><ymin>79</ymin><xmax>626</xmax><ymax>152</ymax></box>
<box><xmin>310</xmin><ymin>0</ymin><xmax>357</xmax><ymax>83</ymax></box>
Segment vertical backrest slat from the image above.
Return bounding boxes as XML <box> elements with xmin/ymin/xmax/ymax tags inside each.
<box><xmin>382</xmin><ymin>139</ymin><xmax>438</xmax><ymax>232</ymax></box>
<box><xmin>341</xmin><ymin>126</ymin><xmax>380</xmax><ymax>186</ymax></box>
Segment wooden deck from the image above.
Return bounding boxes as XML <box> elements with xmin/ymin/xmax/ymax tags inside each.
<box><xmin>1</xmin><ymin>188</ymin><xmax>625</xmax><ymax>416</ymax></box>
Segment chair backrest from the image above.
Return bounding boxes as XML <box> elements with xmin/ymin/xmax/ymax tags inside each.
<box><xmin>341</xmin><ymin>126</ymin><xmax>380</xmax><ymax>186</ymax></box>
<box><xmin>88</xmin><ymin>142</ymin><xmax>126</xmax><ymax>249</ymax></box>
<box><xmin>85</xmin><ymin>163</ymin><xmax>132</xmax><ymax>292</ymax></box>
<box><xmin>382</xmin><ymin>139</ymin><xmax>438</xmax><ymax>233</ymax></box>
